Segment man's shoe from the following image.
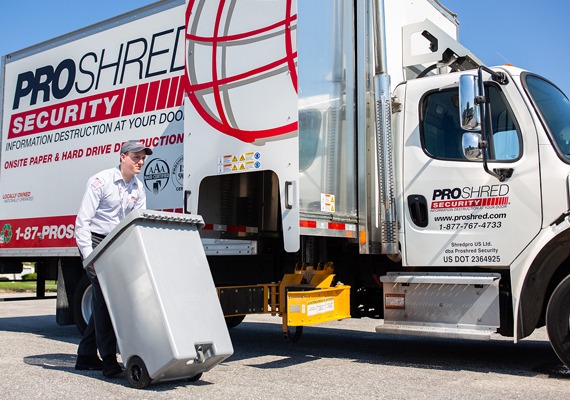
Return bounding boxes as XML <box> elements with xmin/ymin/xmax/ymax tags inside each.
<box><xmin>75</xmin><ymin>355</ymin><xmax>103</xmax><ymax>371</ymax></box>
<box><xmin>102</xmin><ymin>355</ymin><xmax>123</xmax><ymax>378</ymax></box>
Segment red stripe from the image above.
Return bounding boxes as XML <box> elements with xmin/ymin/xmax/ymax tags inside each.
<box><xmin>145</xmin><ymin>81</ymin><xmax>161</xmax><ymax>112</ymax></box>
<box><xmin>134</xmin><ymin>83</ymin><xmax>149</xmax><ymax>114</ymax></box>
<box><xmin>187</xmin><ymin>91</ymin><xmax>298</xmax><ymax>143</ymax></box>
<box><xmin>188</xmin><ymin>55</ymin><xmax>297</xmax><ymax>93</ymax></box>
<box><xmin>156</xmin><ymin>78</ymin><xmax>170</xmax><ymax>110</ymax></box>
<box><xmin>167</xmin><ymin>76</ymin><xmax>180</xmax><ymax>108</ymax></box>
<box><xmin>186</xmin><ymin>15</ymin><xmax>298</xmax><ymax>43</ymax></box>
<box><xmin>284</xmin><ymin>0</ymin><xmax>298</xmax><ymax>93</ymax></box>
<box><xmin>175</xmin><ymin>76</ymin><xmax>186</xmax><ymax>107</ymax></box>
<box><xmin>122</xmin><ymin>86</ymin><xmax>137</xmax><ymax>116</ymax></box>
<box><xmin>7</xmin><ymin>74</ymin><xmax>186</xmax><ymax>139</ymax></box>
<box><xmin>211</xmin><ymin>0</ymin><xmax>228</xmax><ymax>128</ymax></box>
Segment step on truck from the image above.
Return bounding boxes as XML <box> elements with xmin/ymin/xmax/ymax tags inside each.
<box><xmin>2</xmin><ymin>0</ymin><xmax>570</xmax><ymax>369</ymax></box>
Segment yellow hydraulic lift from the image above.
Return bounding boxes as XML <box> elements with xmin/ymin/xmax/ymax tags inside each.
<box><xmin>217</xmin><ymin>262</ymin><xmax>351</xmax><ymax>341</ymax></box>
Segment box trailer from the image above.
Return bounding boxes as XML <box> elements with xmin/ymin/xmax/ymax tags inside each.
<box><xmin>2</xmin><ymin>0</ymin><xmax>570</xmax><ymax>369</ymax></box>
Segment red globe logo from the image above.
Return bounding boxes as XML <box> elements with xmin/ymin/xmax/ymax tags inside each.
<box><xmin>185</xmin><ymin>0</ymin><xmax>298</xmax><ymax>143</ymax></box>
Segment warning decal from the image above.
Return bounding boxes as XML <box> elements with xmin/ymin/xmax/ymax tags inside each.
<box><xmin>218</xmin><ymin>152</ymin><xmax>261</xmax><ymax>174</ymax></box>
<box><xmin>307</xmin><ymin>297</ymin><xmax>335</xmax><ymax>316</ymax></box>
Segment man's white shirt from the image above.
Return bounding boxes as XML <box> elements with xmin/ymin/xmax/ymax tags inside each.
<box><xmin>75</xmin><ymin>166</ymin><xmax>146</xmax><ymax>259</ymax></box>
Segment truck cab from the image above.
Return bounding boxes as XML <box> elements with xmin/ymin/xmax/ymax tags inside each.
<box><xmin>396</xmin><ymin>64</ymin><xmax>570</xmax><ymax>342</ymax></box>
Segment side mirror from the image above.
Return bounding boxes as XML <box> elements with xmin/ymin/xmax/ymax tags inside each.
<box><xmin>459</xmin><ymin>75</ymin><xmax>481</xmax><ymax>131</ymax></box>
<box><xmin>462</xmin><ymin>132</ymin><xmax>482</xmax><ymax>161</ymax></box>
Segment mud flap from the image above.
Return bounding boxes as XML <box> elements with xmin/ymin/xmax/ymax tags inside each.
<box><xmin>56</xmin><ymin>259</ymin><xmax>84</xmax><ymax>326</ymax></box>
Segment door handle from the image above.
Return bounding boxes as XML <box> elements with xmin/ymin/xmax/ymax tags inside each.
<box><xmin>285</xmin><ymin>181</ymin><xmax>294</xmax><ymax>209</ymax></box>
<box><xmin>407</xmin><ymin>194</ymin><xmax>428</xmax><ymax>228</ymax></box>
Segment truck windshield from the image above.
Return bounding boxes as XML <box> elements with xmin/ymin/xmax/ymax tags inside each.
<box><xmin>524</xmin><ymin>74</ymin><xmax>570</xmax><ymax>161</ymax></box>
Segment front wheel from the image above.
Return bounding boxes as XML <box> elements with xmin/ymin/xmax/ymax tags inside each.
<box><xmin>546</xmin><ymin>274</ymin><xmax>570</xmax><ymax>368</ymax></box>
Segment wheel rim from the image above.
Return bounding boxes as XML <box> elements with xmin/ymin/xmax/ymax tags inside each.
<box><xmin>131</xmin><ymin>365</ymin><xmax>142</xmax><ymax>383</ymax></box>
<box><xmin>127</xmin><ymin>356</ymin><xmax>150</xmax><ymax>388</ymax></box>
<box><xmin>81</xmin><ymin>285</ymin><xmax>93</xmax><ymax>324</ymax></box>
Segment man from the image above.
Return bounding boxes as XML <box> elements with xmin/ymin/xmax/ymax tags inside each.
<box><xmin>74</xmin><ymin>140</ymin><xmax>152</xmax><ymax>378</ymax></box>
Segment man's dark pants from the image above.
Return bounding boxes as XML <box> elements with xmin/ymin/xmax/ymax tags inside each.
<box><xmin>77</xmin><ymin>233</ymin><xmax>117</xmax><ymax>358</ymax></box>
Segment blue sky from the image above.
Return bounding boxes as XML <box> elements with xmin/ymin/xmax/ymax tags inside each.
<box><xmin>445</xmin><ymin>0</ymin><xmax>570</xmax><ymax>96</ymax></box>
<box><xmin>1</xmin><ymin>0</ymin><xmax>569</xmax><ymax>96</ymax></box>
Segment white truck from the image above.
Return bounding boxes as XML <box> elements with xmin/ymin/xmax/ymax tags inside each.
<box><xmin>2</xmin><ymin>0</ymin><xmax>570</xmax><ymax>369</ymax></box>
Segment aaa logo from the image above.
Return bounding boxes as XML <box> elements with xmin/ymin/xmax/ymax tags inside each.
<box><xmin>1</xmin><ymin>224</ymin><xmax>13</xmax><ymax>244</ymax></box>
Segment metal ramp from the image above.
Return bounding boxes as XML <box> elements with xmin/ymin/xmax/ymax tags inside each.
<box><xmin>376</xmin><ymin>272</ymin><xmax>501</xmax><ymax>340</ymax></box>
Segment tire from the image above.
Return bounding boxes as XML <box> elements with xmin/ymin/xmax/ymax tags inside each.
<box><xmin>283</xmin><ymin>326</ymin><xmax>303</xmax><ymax>343</ymax></box>
<box><xmin>546</xmin><ymin>274</ymin><xmax>570</xmax><ymax>368</ymax></box>
<box><xmin>127</xmin><ymin>356</ymin><xmax>151</xmax><ymax>389</ymax></box>
<box><xmin>189</xmin><ymin>372</ymin><xmax>202</xmax><ymax>382</ymax></box>
<box><xmin>225</xmin><ymin>315</ymin><xmax>245</xmax><ymax>329</ymax></box>
<box><xmin>73</xmin><ymin>274</ymin><xmax>93</xmax><ymax>335</ymax></box>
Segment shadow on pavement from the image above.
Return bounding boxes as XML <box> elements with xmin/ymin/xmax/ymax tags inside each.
<box><xmin>226</xmin><ymin>320</ymin><xmax>570</xmax><ymax>380</ymax></box>
<box><xmin>0</xmin><ymin>315</ymin><xmax>78</xmax><ymax>345</ymax></box>
<box><xmin>7</xmin><ymin>310</ymin><xmax>570</xmax><ymax>382</ymax></box>
<box><xmin>23</xmin><ymin>353</ymin><xmax>215</xmax><ymax>391</ymax></box>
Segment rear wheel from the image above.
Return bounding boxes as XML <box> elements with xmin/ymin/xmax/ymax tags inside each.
<box><xmin>546</xmin><ymin>274</ymin><xmax>570</xmax><ymax>368</ymax></box>
<box><xmin>73</xmin><ymin>274</ymin><xmax>92</xmax><ymax>335</ymax></box>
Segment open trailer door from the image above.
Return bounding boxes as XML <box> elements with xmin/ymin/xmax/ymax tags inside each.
<box><xmin>183</xmin><ymin>0</ymin><xmax>300</xmax><ymax>252</ymax></box>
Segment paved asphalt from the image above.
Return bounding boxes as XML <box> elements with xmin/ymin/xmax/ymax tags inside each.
<box><xmin>1</xmin><ymin>294</ymin><xmax>569</xmax><ymax>399</ymax></box>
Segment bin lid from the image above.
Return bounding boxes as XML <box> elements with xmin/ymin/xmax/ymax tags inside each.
<box><xmin>83</xmin><ymin>210</ymin><xmax>204</xmax><ymax>268</ymax></box>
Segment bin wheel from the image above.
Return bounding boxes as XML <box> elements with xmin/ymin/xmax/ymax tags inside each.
<box><xmin>189</xmin><ymin>372</ymin><xmax>203</xmax><ymax>382</ymax></box>
<box><xmin>546</xmin><ymin>275</ymin><xmax>570</xmax><ymax>368</ymax></box>
<box><xmin>127</xmin><ymin>356</ymin><xmax>151</xmax><ymax>389</ymax></box>
<box><xmin>283</xmin><ymin>326</ymin><xmax>303</xmax><ymax>343</ymax></box>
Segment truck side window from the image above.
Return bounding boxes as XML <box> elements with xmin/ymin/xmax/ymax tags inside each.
<box><xmin>421</xmin><ymin>86</ymin><xmax>521</xmax><ymax>161</ymax></box>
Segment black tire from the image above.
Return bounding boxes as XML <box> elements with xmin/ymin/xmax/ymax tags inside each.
<box><xmin>283</xmin><ymin>326</ymin><xmax>303</xmax><ymax>343</ymax></box>
<box><xmin>73</xmin><ymin>274</ymin><xmax>92</xmax><ymax>335</ymax></box>
<box><xmin>546</xmin><ymin>274</ymin><xmax>570</xmax><ymax>368</ymax></box>
<box><xmin>127</xmin><ymin>356</ymin><xmax>151</xmax><ymax>389</ymax></box>
<box><xmin>225</xmin><ymin>315</ymin><xmax>245</xmax><ymax>329</ymax></box>
<box><xmin>188</xmin><ymin>372</ymin><xmax>202</xmax><ymax>382</ymax></box>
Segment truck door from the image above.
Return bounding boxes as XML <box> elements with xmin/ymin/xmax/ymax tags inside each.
<box><xmin>401</xmin><ymin>75</ymin><xmax>542</xmax><ymax>267</ymax></box>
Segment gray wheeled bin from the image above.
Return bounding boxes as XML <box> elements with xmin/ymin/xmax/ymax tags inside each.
<box><xmin>83</xmin><ymin>210</ymin><xmax>234</xmax><ymax>388</ymax></box>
